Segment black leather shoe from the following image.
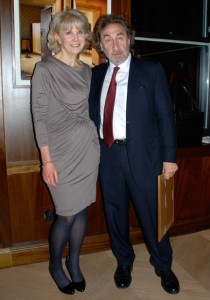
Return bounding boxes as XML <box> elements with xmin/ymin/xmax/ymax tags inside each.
<box><xmin>155</xmin><ymin>268</ymin><xmax>180</xmax><ymax>294</ymax></box>
<box><xmin>58</xmin><ymin>283</ymin><xmax>75</xmax><ymax>295</ymax></box>
<box><xmin>114</xmin><ymin>265</ymin><xmax>132</xmax><ymax>288</ymax></box>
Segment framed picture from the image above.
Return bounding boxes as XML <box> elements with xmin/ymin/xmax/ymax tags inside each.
<box><xmin>13</xmin><ymin>0</ymin><xmax>112</xmax><ymax>87</ymax></box>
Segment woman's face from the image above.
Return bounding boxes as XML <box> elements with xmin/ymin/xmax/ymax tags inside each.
<box><xmin>56</xmin><ymin>24</ymin><xmax>86</xmax><ymax>55</ymax></box>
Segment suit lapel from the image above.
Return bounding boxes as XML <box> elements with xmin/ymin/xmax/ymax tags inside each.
<box><xmin>128</xmin><ymin>57</ymin><xmax>144</xmax><ymax>97</ymax></box>
<box><xmin>127</xmin><ymin>57</ymin><xmax>144</xmax><ymax>117</ymax></box>
<box><xmin>95</xmin><ymin>65</ymin><xmax>108</xmax><ymax>98</ymax></box>
<box><xmin>93</xmin><ymin>63</ymin><xmax>109</xmax><ymax>130</ymax></box>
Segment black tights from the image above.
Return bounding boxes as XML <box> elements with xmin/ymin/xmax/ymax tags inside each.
<box><xmin>49</xmin><ymin>207</ymin><xmax>88</xmax><ymax>288</ymax></box>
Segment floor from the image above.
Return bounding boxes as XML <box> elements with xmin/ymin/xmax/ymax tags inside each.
<box><xmin>0</xmin><ymin>229</ymin><xmax>210</xmax><ymax>300</ymax></box>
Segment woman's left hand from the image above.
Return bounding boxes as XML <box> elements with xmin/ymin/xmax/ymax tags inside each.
<box><xmin>42</xmin><ymin>162</ymin><xmax>58</xmax><ymax>187</ymax></box>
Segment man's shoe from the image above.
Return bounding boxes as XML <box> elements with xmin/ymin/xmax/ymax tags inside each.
<box><xmin>155</xmin><ymin>268</ymin><xmax>180</xmax><ymax>294</ymax></box>
<box><xmin>114</xmin><ymin>265</ymin><xmax>132</xmax><ymax>288</ymax></box>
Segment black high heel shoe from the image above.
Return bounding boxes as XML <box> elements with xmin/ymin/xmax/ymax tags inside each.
<box><xmin>49</xmin><ymin>263</ymin><xmax>75</xmax><ymax>295</ymax></box>
<box><xmin>65</xmin><ymin>256</ymin><xmax>86</xmax><ymax>292</ymax></box>
<box><xmin>58</xmin><ymin>283</ymin><xmax>75</xmax><ymax>295</ymax></box>
<box><xmin>72</xmin><ymin>279</ymin><xmax>86</xmax><ymax>292</ymax></box>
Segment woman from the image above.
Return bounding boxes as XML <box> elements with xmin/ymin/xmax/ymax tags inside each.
<box><xmin>31</xmin><ymin>9</ymin><xmax>100</xmax><ymax>295</ymax></box>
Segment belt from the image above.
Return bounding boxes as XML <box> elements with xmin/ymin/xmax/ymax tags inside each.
<box><xmin>113</xmin><ymin>139</ymin><xmax>127</xmax><ymax>146</ymax></box>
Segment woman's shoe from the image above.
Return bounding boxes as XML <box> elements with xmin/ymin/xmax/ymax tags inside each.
<box><xmin>58</xmin><ymin>282</ymin><xmax>75</xmax><ymax>295</ymax></box>
<box><xmin>65</xmin><ymin>256</ymin><xmax>86</xmax><ymax>292</ymax></box>
<box><xmin>72</xmin><ymin>279</ymin><xmax>86</xmax><ymax>292</ymax></box>
<box><xmin>49</xmin><ymin>263</ymin><xmax>75</xmax><ymax>295</ymax></box>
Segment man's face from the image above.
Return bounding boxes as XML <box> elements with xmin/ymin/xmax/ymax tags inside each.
<box><xmin>100</xmin><ymin>23</ymin><xmax>130</xmax><ymax>65</ymax></box>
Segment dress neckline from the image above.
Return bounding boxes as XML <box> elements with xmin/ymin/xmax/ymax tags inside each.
<box><xmin>51</xmin><ymin>55</ymin><xmax>84</xmax><ymax>70</ymax></box>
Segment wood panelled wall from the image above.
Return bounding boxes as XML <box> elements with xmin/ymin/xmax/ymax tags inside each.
<box><xmin>0</xmin><ymin>0</ymin><xmax>13</xmax><ymax>248</ymax></box>
<box><xmin>1</xmin><ymin>0</ymin><xmax>210</xmax><ymax>268</ymax></box>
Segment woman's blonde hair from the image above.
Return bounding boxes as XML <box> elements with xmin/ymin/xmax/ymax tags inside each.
<box><xmin>47</xmin><ymin>9</ymin><xmax>91</xmax><ymax>54</ymax></box>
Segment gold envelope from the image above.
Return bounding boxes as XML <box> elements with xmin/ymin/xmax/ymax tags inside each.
<box><xmin>157</xmin><ymin>174</ymin><xmax>174</xmax><ymax>242</ymax></box>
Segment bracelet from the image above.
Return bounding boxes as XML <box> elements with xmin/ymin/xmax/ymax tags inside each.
<box><xmin>42</xmin><ymin>160</ymin><xmax>54</xmax><ymax>168</ymax></box>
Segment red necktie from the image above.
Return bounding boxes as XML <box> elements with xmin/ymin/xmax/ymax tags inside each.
<box><xmin>103</xmin><ymin>66</ymin><xmax>120</xmax><ymax>147</ymax></box>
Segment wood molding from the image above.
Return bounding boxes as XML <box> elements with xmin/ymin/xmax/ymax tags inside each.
<box><xmin>1</xmin><ymin>221</ymin><xmax>210</xmax><ymax>269</ymax></box>
<box><xmin>0</xmin><ymin>228</ymin><xmax>143</xmax><ymax>268</ymax></box>
<box><xmin>7</xmin><ymin>160</ymin><xmax>40</xmax><ymax>175</ymax></box>
<box><xmin>0</xmin><ymin>248</ymin><xmax>13</xmax><ymax>268</ymax></box>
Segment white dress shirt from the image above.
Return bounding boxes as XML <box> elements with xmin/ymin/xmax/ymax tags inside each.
<box><xmin>100</xmin><ymin>54</ymin><xmax>131</xmax><ymax>140</ymax></box>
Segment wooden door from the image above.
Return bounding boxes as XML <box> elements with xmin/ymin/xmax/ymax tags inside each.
<box><xmin>40</xmin><ymin>7</ymin><xmax>52</xmax><ymax>59</ymax></box>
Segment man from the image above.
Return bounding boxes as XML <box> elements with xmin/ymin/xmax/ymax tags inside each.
<box><xmin>89</xmin><ymin>14</ymin><xmax>180</xmax><ymax>295</ymax></box>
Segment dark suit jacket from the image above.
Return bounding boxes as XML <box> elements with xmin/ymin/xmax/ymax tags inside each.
<box><xmin>89</xmin><ymin>56</ymin><xmax>177</xmax><ymax>187</ymax></box>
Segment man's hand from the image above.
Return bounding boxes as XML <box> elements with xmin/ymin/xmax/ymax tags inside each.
<box><xmin>162</xmin><ymin>162</ymin><xmax>178</xmax><ymax>180</ymax></box>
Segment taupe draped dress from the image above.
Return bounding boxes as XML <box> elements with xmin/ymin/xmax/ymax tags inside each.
<box><xmin>32</xmin><ymin>56</ymin><xmax>100</xmax><ymax>216</ymax></box>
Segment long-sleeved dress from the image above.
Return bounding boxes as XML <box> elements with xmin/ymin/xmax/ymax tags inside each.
<box><xmin>32</xmin><ymin>56</ymin><xmax>100</xmax><ymax>216</ymax></box>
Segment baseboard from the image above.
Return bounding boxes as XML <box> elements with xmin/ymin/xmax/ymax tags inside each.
<box><xmin>2</xmin><ymin>223</ymin><xmax>206</xmax><ymax>269</ymax></box>
<box><xmin>0</xmin><ymin>228</ymin><xmax>143</xmax><ymax>269</ymax></box>
<box><xmin>0</xmin><ymin>248</ymin><xmax>12</xmax><ymax>268</ymax></box>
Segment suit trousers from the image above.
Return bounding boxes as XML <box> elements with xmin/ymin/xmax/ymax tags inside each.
<box><xmin>99</xmin><ymin>141</ymin><xmax>173</xmax><ymax>271</ymax></box>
